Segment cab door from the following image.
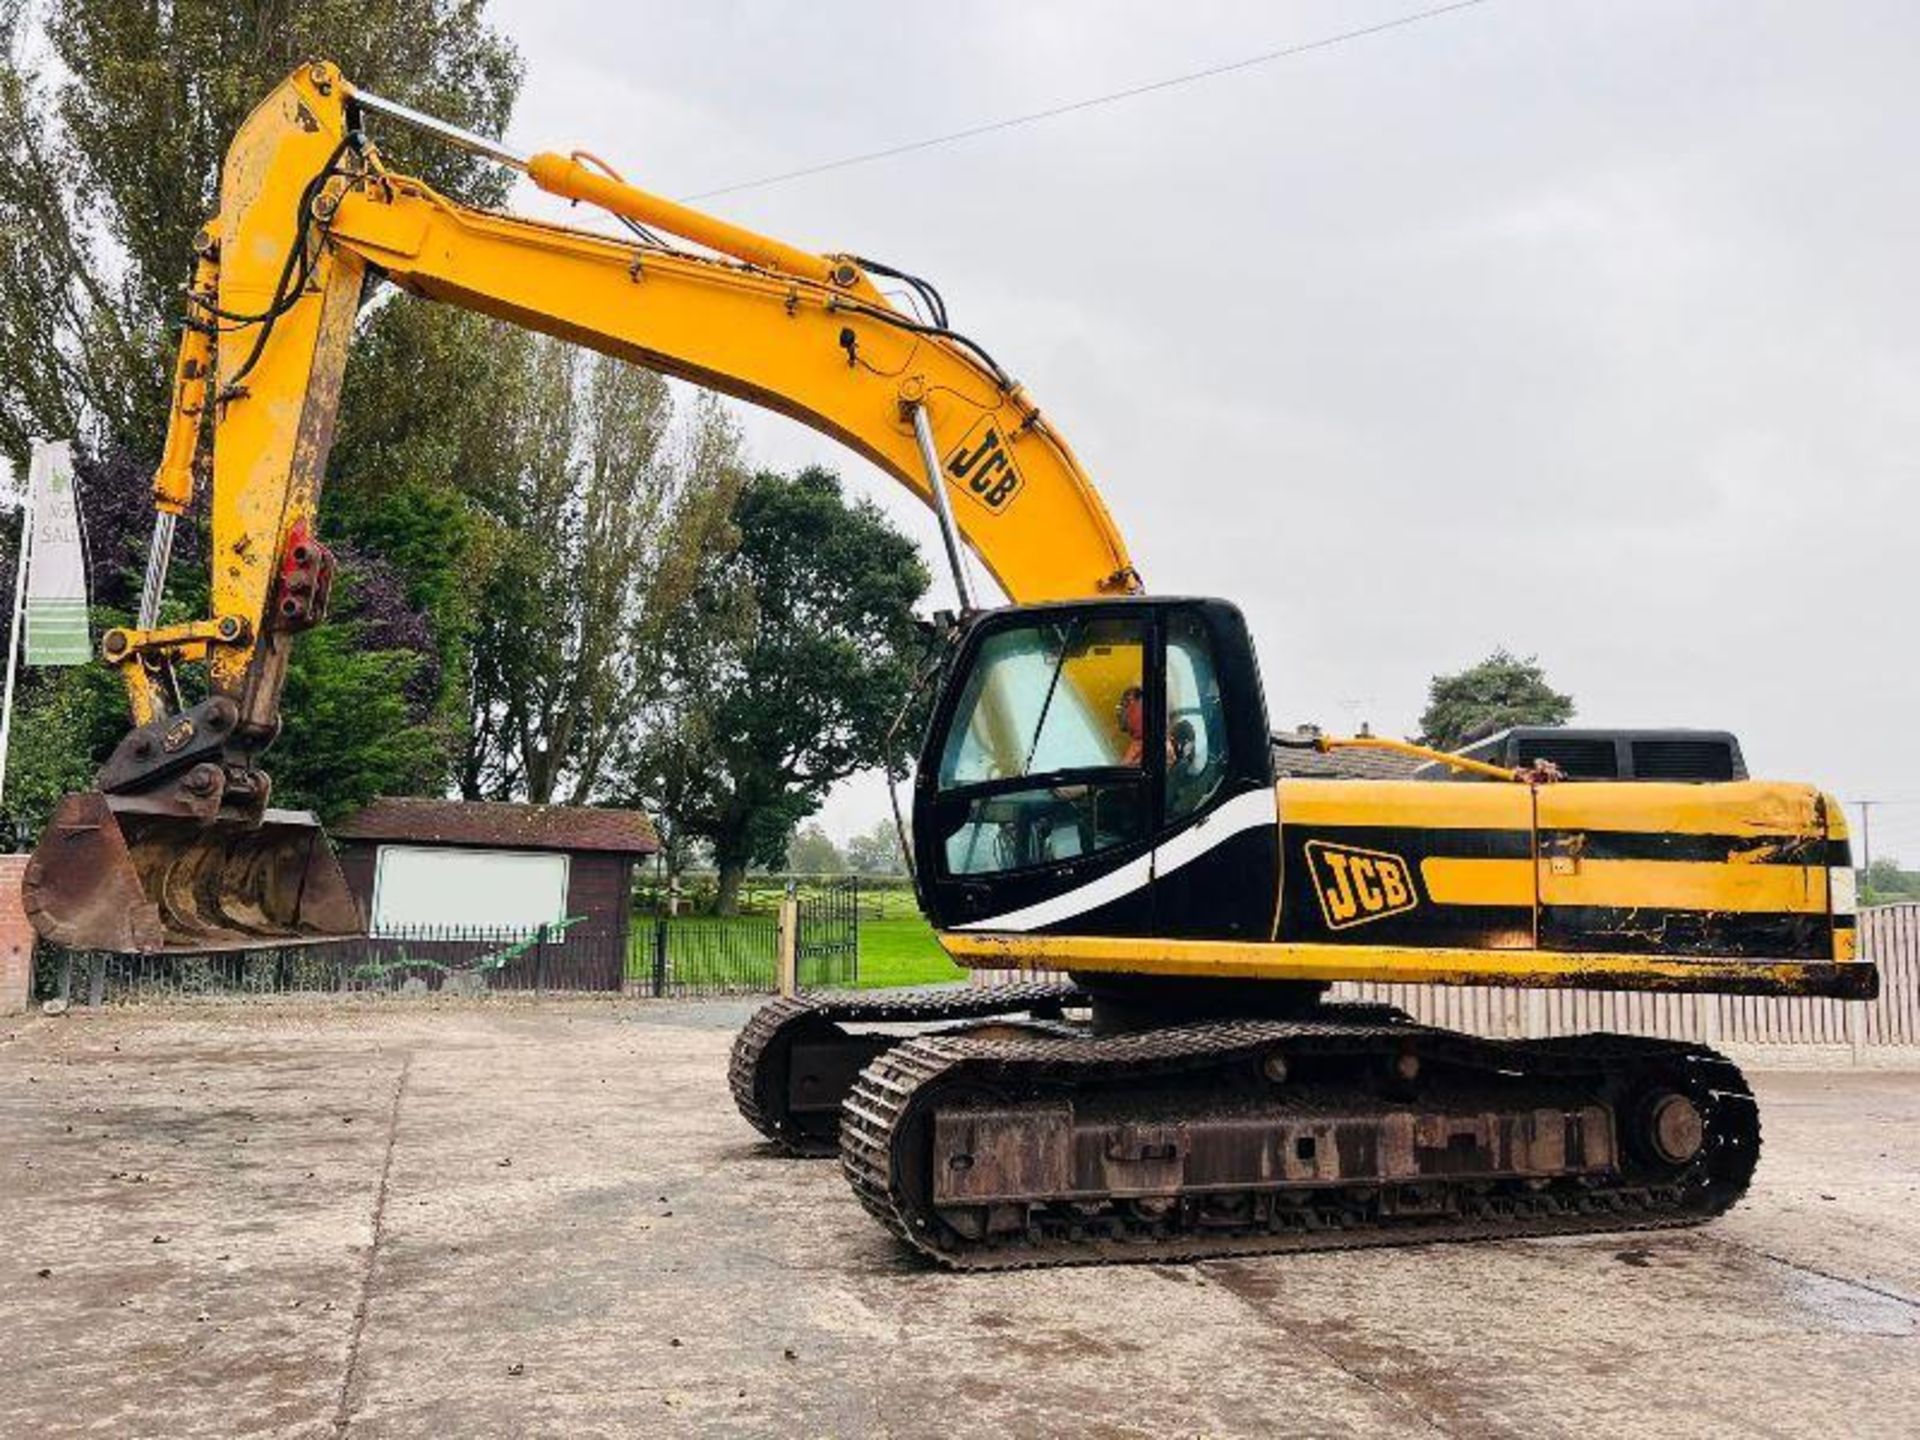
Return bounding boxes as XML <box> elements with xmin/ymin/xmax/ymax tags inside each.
<box><xmin>915</xmin><ymin>605</ymin><xmax>1160</xmax><ymax>935</ymax></box>
<box><xmin>1149</xmin><ymin>603</ymin><xmax>1280</xmax><ymax>941</ymax></box>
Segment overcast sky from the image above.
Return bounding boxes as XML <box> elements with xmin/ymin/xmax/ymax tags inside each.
<box><xmin>489</xmin><ymin>0</ymin><xmax>1919</xmax><ymax>855</ymax></box>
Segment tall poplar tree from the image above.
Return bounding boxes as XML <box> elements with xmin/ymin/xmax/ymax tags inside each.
<box><xmin>0</xmin><ymin>1</ymin><xmax>522</xmax><ymax>829</ymax></box>
<box><xmin>459</xmin><ymin>344</ymin><xmax>748</xmax><ymax>806</ymax></box>
<box><xmin>0</xmin><ymin>0</ymin><xmax>521</xmax><ymax>458</ymax></box>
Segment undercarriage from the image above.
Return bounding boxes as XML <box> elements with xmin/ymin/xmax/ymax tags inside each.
<box><xmin>732</xmin><ymin>984</ymin><xmax>1760</xmax><ymax>1269</ymax></box>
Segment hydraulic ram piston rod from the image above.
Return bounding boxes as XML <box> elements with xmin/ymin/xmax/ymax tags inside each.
<box><xmin>909</xmin><ymin>402</ymin><xmax>975</xmax><ymax>613</ymax></box>
<box><xmin>136</xmin><ymin>511</ymin><xmax>176</xmax><ymax>633</ymax></box>
<box><xmin>347</xmin><ymin>85</ymin><xmax>531</xmax><ymax>170</ymax></box>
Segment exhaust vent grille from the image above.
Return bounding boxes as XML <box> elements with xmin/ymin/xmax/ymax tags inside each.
<box><xmin>1630</xmin><ymin>739</ymin><xmax>1737</xmax><ymax>781</ymax></box>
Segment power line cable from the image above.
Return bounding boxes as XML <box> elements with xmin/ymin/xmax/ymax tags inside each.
<box><xmin>682</xmin><ymin>0</ymin><xmax>1496</xmax><ymax>201</ymax></box>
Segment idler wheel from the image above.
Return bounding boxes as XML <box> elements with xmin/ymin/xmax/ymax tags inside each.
<box><xmin>1646</xmin><ymin>1092</ymin><xmax>1706</xmax><ymax>1166</ymax></box>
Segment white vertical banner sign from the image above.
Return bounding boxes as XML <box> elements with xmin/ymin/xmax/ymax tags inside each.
<box><xmin>22</xmin><ymin>440</ymin><xmax>90</xmax><ymax>665</ymax></box>
<box><xmin>1</xmin><ymin>448</ymin><xmax>25</xmax><ymax>810</ymax></box>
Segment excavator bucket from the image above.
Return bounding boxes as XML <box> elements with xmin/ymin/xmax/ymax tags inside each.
<box><xmin>23</xmin><ymin>791</ymin><xmax>364</xmax><ymax>954</ymax></box>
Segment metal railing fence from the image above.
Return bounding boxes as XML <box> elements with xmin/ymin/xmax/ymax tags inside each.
<box><xmin>31</xmin><ymin>878</ymin><xmax>870</xmax><ymax>1005</ymax></box>
<box><xmin>35</xmin><ymin>922</ymin><xmax>627</xmax><ymax>1005</ymax></box>
<box><xmin>632</xmin><ymin>913</ymin><xmax>780</xmax><ymax>997</ymax></box>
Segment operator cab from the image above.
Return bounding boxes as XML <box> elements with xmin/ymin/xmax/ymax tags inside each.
<box><xmin>913</xmin><ymin>598</ymin><xmax>1277</xmax><ymax>941</ymax></box>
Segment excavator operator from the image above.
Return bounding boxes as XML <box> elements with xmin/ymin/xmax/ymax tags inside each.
<box><xmin>1115</xmin><ymin>684</ymin><xmax>1190</xmax><ymax>771</ymax></box>
<box><xmin>1116</xmin><ymin>685</ymin><xmax>1149</xmax><ymax>767</ymax></box>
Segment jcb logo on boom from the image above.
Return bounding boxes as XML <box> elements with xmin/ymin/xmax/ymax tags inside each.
<box><xmin>1304</xmin><ymin>840</ymin><xmax>1419</xmax><ymax>930</ymax></box>
<box><xmin>943</xmin><ymin>417</ymin><xmax>1025</xmax><ymax>514</ymax></box>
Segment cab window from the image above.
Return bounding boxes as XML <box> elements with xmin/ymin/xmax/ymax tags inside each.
<box><xmin>935</xmin><ymin>615</ymin><xmax>1149</xmax><ymax>876</ymax></box>
<box><xmin>1165</xmin><ymin>611</ymin><xmax>1230</xmax><ymax>823</ymax></box>
<box><xmin>942</xmin><ymin>780</ymin><xmax>1150</xmax><ymax>876</ymax></box>
<box><xmin>938</xmin><ymin>616</ymin><xmax>1147</xmax><ymax>788</ymax></box>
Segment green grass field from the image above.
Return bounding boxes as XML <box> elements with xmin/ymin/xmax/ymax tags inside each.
<box><xmin>851</xmin><ymin>914</ymin><xmax>965</xmax><ymax>988</ymax></box>
<box><xmin>626</xmin><ymin>885</ymin><xmax>963</xmax><ymax>990</ymax></box>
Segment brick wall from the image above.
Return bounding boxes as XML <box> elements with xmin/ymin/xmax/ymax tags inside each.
<box><xmin>0</xmin><ymin>855</ymin><xmax>32</xmax><ymax>1016</ymax></box>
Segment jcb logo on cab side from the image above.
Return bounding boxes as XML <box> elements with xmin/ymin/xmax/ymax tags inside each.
<box><xmin>1305</xmin><ymin>840</ymin><xmax>1419</xmax><ymax>930</ymax></box>
<box><xmin>943</xmin><ymin>416</ymin><xmax>1025</xmax><ymax>514</ymax></box>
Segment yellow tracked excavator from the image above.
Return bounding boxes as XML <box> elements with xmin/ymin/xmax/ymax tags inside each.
<box><xmin>27</xmin><ymin>63</ymin><xmax>1876</xmax><ymax>1267</ymax></box>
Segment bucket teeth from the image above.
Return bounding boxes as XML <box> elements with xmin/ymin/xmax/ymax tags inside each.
<box><xmin>25</xmin><ymin>791</ymin><xmax>364</xmax><ymax>954</ymax></box>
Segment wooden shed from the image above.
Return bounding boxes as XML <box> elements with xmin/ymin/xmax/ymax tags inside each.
<box><xmin>331</xmin><ymin>798</ymin><xmax>658</xmax><ymax>965</ymax></box>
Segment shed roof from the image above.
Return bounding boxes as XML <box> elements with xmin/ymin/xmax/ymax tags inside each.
<box><xmin>331</xmin><ymin>798</ymin><xmax>659</xmax><ymax>855</ymax></box>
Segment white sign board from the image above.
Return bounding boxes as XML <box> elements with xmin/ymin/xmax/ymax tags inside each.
<box><xmin>370</xmin><ymin>846</ymin><xmax>569</xmax><ymax>936</ymax></box>
<box><xmin>23</xmin><ymin>439</ymin><xmax>89</xmax><ymax>665</ymax></box>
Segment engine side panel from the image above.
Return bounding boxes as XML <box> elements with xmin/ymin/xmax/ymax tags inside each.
<box><xmin>1534</xmin><ymin>781</ymin><xmax>1848</xmax><ymax>961</ymax></box>
<box><xmin>1274</xmin><ymin>778</ymin><xmax>1849</xmax><ymax>963</ymax></box>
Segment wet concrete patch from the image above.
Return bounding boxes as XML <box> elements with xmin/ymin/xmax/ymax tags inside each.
<box><xmin>1773</xmin><ymin>1265</ymin><xmax>1918</xmax><ymax>1337</ymax></box>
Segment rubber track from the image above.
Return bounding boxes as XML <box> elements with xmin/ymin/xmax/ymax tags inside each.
<box><xmin>839</xmin><ymin>1016</ymin><xmax>1759</xmax><ymax>1270</ymax></box>
<box><xmin>728</xmin><ymin>982</ymin><xmax>1086</xmax><ymax>1155</ymax></box>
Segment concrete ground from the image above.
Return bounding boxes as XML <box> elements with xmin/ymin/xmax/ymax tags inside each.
<box><xmin>3</xmin><ymin>1001</ymin><xmax>1917</xmax><ymax>1439</ymax></box>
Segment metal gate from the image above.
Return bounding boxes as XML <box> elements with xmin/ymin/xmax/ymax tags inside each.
<box><xmin>640</xmin><ymin>911</ymin><xmax>780</xmax><ymax>997</ymax></box>
<box><xmin>797</xmin><ymin>877</ymin><xmax>859</xmax><ymax>989</ymax></box>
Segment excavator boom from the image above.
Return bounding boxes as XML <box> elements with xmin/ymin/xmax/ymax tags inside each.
<box><xmin>27</xmin><ymin>62</ymin><xmax>1137</xmax><ymax>953</ymax></box>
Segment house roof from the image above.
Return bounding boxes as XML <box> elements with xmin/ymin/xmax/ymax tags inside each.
<box><xmin>331</xmin><ymin>797</ymin><xmax>659</xmax><ymax>855</ymax></box>
<box><xmin>1270</xmin><ymin>732</ymin><xmax>1430</xmax><ymax>781</ymax></box>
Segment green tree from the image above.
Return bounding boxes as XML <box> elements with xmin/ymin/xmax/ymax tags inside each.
<box><xmin>1860</xmin><ymin>857</ymin><xmax>1920</xmax><ymax>907</ymax></box>
<box><xmin>325</xmin><ymin>302</ymin><xmax>533</xmax><ymax>740</ymax></box>
<box><xmin>270</xmin><ymin>624</ymin><xmax>445</xmax><ymax>825</ymax></box>
<box><xmin>631</xmin><ymin>467</ymin><xmax>930</xmax><ymax>914</ymax></box>
<box><xmin>786</xmin><ymin>822</ymin><xmax>845</xmax><ymax>875</ymax></box>
<box><xmin>1417</xmin><ymin>649</ymin><xmax>1574</xmax><ymax>752</ymax></box>
<box><xmin>0</xmin><ymin>657</ymin><xmax>125</xmax><ymax>848</ymax></box>
<box><xmin>460</xmin><ymin>344</ymin><xmax>745</xmax><ymax>803</ymax></box>
<box><xmin>845</xmin><ymin>817</ymin><xmax>907</xmax><ymax>876</ymax></box>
